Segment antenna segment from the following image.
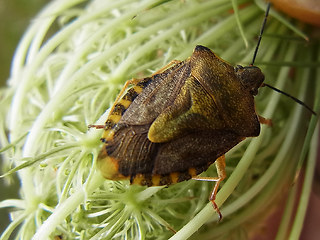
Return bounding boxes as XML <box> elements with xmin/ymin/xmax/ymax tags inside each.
<box><xmin>251</xmin><ymin>2</ymin><xmax>271</xmax><ymax>66</ymax></box>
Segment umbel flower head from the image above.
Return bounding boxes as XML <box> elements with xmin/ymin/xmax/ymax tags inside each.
<box><xmin>0</xmin><ymin>0</ymin><xmax>318</xmax><ymax>239</ymax></box>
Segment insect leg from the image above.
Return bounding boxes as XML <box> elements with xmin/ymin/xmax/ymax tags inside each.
<box><xmin>258</xmin><ymin>115</ymin><xmax>272</xmax><ymax>126</ymax></box>
<box><xmin>88</xmin><ymin>124</ymin><xmax>105</xmax><ymax>129</ymax></box>
<box><xmin>88</xmin><ymin>78</ymin><xmax>141</xmax><ymax>129</ymax></box>
<box><xmin>151</xmin><ymin>60</ymin><xmax>181</xmax><ymax>76</ymax></box>
<box><xmin>109</xmin><ymin>78</ymin><xmax>142</xmax><ymax>112</ymax></box>
<box><xmin>192</xmin><ymin>155</ymin><xmax>226</xmax><ymax>220</ymax></box>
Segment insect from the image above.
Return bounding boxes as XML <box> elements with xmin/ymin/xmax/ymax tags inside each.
<box><xmin>89</xmin><ymin>3</ymin><xmax>315</xmax><ymax>219</ymax></box>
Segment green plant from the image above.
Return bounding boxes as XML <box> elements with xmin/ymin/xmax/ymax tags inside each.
<box><xmin>0</xmin><ymin>0</ymin><xmax>318</xmax><ymax>239</ymax></box>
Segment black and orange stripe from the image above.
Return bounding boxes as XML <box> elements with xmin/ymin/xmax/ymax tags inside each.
<box><xmin>130</xmin><ymin>166</ymin><xmax>209</xmax><ymax>187</ymax></box>
<box><xmin>100</xmin><ymin>77</ymin><xmax>152</xmax><ymax>142</ymax></box>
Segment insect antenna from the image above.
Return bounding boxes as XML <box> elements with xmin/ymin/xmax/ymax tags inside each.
<box><xmin>251</xmin><ymin>2</ymin><xmax>271</xmax><ymax>66</ymax></box>
<box><xmin>251</xmin><ymin>3</ymin><xmax>316</xmax><ymax>115</ymax></box>
<box><xmin>261</xmin><ymin>83</ymin><xmax>316</xmax><ymax>115</ymax></box>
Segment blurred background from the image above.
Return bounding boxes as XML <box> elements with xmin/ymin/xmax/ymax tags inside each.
<box><xmin>0</xmin><ymin>0</ymin><xmax>47</xmax><ymax>234</ymax></box>
<box><xmin>0</xmin><ymin>0</ymin><xmax>47</xmax><ymax>86</ymax></box>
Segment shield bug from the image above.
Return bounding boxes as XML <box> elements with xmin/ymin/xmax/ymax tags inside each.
<box><xmin>89</xmin><ymin>3</ymin><xmax>315</xmax><ymax>219</ymax></box>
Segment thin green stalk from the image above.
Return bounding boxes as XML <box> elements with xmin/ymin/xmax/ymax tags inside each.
<box><xmin>255</xmin><ymin>0</ymin><xmax>308</xmax><ymax>40</ymax></box>
<box><xmin>231</xmin><ymin>0</ymin><xmax>248</xmax><ymax>48</ymax></box>
<box><xmin>10</xmin><ymin>0</ymin><xmax>86</xmax><ymax>79</ymax></box>
<box><xmin>288</xmin><ymin>45</ymin><xmax>320</xmax><ymax>239</ymax></box>
<box><xmin>275</xmin><ymin>184</ymin><xmax>297</xmax><ymax>240</ymax></box>
<box><xmin>0</xmin><ymin>212</ymin><xmax>29</xmax><ymax>240</ymax></box>
<box><xmin>52</xmin><ymin>0</ymin><xmax>153</xmax><ymax>95</ymax></box>
<box><xmin>0</xmin><ymin>143</ymin><xmax>79</xmax><ymax>177</ymax></box>
<box><xmin>113</xmin><ymin>2</ymin><xmax>234</xmax><ymax>77</ymax></box>
<box><xmin>33</xmin><ymin>172</ymin><xmax>105</xmax><ymax>240</ymax></box>
<box><xmin>289</xmin><ymin>124</ymin><xmax>319</xmax><ymax>240</ymax></box>
<box><xmin>9</xmin><ymin>0</ymin><xmax>133</xmax><ymax>139</ymax></box>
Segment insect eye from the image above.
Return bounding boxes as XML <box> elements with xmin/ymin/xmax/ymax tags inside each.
<box><xmin>234</xmin><ymin>65</ymin><xmax>244</xmax><ymax>72</ymax></box>
<box><xmin>235</xmin><ymin>66</ymin><xmax>265</xmax><ymax>96</ymax></box>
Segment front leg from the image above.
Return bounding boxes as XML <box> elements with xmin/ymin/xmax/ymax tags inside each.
<box><xmin>88</xmin><ymin>78</ymin><xmax>142</xmax><ymax>130</ymax></box>
<box><xmin>151</xmin><ymin>60</ymin><xmax>181</xmax><ymax>76</ymax></box>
